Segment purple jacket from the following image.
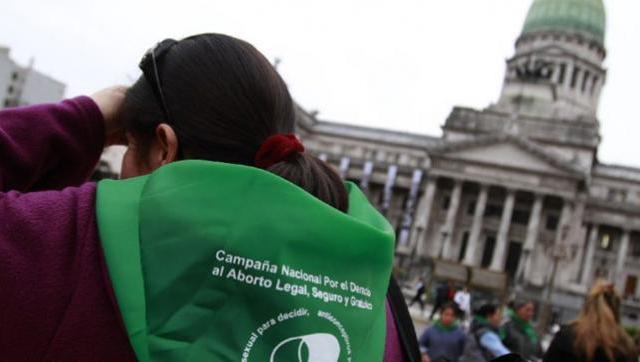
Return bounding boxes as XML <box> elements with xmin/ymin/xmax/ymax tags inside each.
<box><xmin>0</xmin><ymin>97</ymin><xmax>406</xmax><ymax>361</ymax></box>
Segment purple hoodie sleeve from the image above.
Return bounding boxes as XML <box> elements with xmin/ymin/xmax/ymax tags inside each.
<box><xmin>0</xmin><ymin>96</ymin><xmax>105</xmax><ymax>192</ymax></box>
<box><xmin>385</xmin><ymin>300</ymin><xmax>408</xmax><ymax>361</ymax></box>
<box><xmin>0</xmin><ymin>99</ymin><xmax>135</xmax><ymax>360</ymax></box>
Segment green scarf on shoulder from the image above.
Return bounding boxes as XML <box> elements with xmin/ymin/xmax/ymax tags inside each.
<box><xmin>434</xmin><ymin>320</ymin><xmax>459</xmax><ymax>332</ymax></box>
<box><xmin>473</xmin><ymin>316</ymin><xmax>491</xmax><ymax>327</ymax></box>
<box><xmin>96</xmin><ymin>160</ymin><xmax>394</xmax><ymax>362</ymax></box>
<box><xmin>511</xmin><ymin>314</ymin><xmax>538</xmax><ymax>344</ymax></box>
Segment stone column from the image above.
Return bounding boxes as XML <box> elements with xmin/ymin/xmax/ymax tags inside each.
<box><xmin>338</xmin><ymin>157</ymin><xmax>350</xmax><ymax>179</ymax></box>
<box><xmin>380</xmin><ymin>165</ymin><xmax>398</xmax><ymax>216</ymax></box>
<box><xmin>463</xmin><ymin>184</ymin><xmax>489</xmax><ymax>266</ymax></box>
<box><xmin>518</xmin><ymin>193</ymin><xmax>543</xmax><ymax>281</ymax></box>
<box><xmin>580</xmin><ymin>224</ymin><xmax>599</xmax><ymax>287</ymax></box>
<box><xmin>588</xmin><ymin>75</ymin><xmax>597</xmax><ymax>96</ymax></box>
<box><xmin>554</xmin><ymin>200</ymin><xmax>572</xmax><ymax>245</ymax></box>
<box><xmin>524</xmin><ymin>194</ymin><xmax>544</xmax><ymax>249</ymax></box>
<box><xmin>490</xmin><ymin>189</ymin><xmax>515</xmax><ymax>271</ymax></box>
<box><xmin>615</xmin><ymin>229</ymin><xmax>630</xmax><ymax>286</ymax></box>
<box><xmin>568</xmin><ymin>198</ymin><xmax>587</xmax><ymax>282</ymax></box>
<box><xmin>359</xmin><ymin>161</ymin><xmax>374</xmax><ymax>192</ymax></box>
<box><xmin>577</xmin><ymin>69</ymin><xmax>586</xmax><ymax>93</ymax></box>
<box><xmin>440</xmin><ymin>180</ymin><xmax>463</xmax><ymax>260</ymax></box>
<box><xmin>591</xmin><ymin>77</ymin><xmax>601</xmax><ymax>99</ymax></box>
<box><xmin>551</xmin><ymin>63</ymin><xmax>561</xmax><ymax>84</ymax></box>
<box><xmin>547</xmin><ymin>200</ymin><xmax>572</xmax><ymax>289</ymax></box>
<box><xmin>571</xmin><ymin>64</ymin><xmax>581</xmax><ymax>91</ymax></box>
<box><xmin>414</xmin><ymin>178</ymin><xmax>437</xmax><ymax>257</ymax></box>
<box><xmin>397</xmin><ymin>169</ymin><xmax>423</xmax><ymax>247</ymax></box>
<box><xmin>564</xmin><ymin>62</ymin><xmax>575</xmax><ymax>91</ymax></box>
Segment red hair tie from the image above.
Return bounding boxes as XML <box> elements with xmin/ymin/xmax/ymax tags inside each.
<box><xmin>255</xmin><ymin>134</ymin><xmax>305</xmax><ymax>169</ymax></box>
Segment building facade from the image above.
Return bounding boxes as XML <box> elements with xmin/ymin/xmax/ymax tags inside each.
<box><xmin>0</xmin><ymin>46</ymin><xmax>65</xmax><ymax>108</ymax></box>
<box><xmin>297</xmin><ymin>0</ymin><xmax>640</xmax><ymax>324</ymax></box>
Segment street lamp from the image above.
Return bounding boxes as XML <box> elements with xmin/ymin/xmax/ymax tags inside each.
<box><xmin>538</xmin><ymin>224</ymin><xmax>573</xmax><ymax>334</ymax></box>
<box><xmin>402</xmin><ymin>226</ymin><xmax>425</xmax><ymax>283</ymax></box>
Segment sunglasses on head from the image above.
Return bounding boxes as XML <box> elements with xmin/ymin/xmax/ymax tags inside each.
<box><xmin>139</xmin><ymin>39</ymin><xmax>178</xmax><ymax>124</ymax></box>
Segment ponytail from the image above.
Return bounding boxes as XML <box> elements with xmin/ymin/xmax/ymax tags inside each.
<box><xmin>268</xmin><ymin>153</ymin><xmax>349</xmax><ymax>212</ymax></box>
<box><xmin>572</xmin><ymin>279</ymin><xmax>636</xmax><ymax>362</ymax></box>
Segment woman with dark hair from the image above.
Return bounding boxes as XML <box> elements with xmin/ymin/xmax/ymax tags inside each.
<box><xmin>459</xmin><ymin>303</ymin><xmax>511</xmax><ymax>362</ymax></box>
<box><xmin>502</xmin><ymin>299</ymin><xmax>542</xmax><ymax>360</ymax></box>
<box><xmin>0</xmin><ymin>33</ymin><xmax>418</xmax><ymax>361</ymax></box>
<box><xmin>544</xmin><ymin>280</ymin><xmax>637</xmax><ymax>362</ymax></box>
<box><xmin>419</xmin><ymin>302</ymin><xmax>466</xmax><ymax>362</ymax></box>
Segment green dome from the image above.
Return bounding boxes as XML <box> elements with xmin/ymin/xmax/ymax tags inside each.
<box><xmin>522</xmin><ymin>0</ymin><xmax>606</xmax><ymax>45</ymax></box>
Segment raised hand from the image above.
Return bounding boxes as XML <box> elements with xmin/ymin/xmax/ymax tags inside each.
<box><xmin>90</xmin><ymin>86</ymin><xmax>128</xmax><ymax>147</ymax></box>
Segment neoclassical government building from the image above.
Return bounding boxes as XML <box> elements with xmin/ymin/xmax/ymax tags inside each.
<box><xmin>296</xmin><ymin>0</ymin><xmax>639</xmax><ymax>324</ymax></box>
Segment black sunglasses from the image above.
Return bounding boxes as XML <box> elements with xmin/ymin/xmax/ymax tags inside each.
<box><xmin>139</xmin><ymin>39</ymin><xmax>178</xmax><ymax>124</ymax></box>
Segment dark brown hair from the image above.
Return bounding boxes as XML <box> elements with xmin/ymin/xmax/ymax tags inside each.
<box><xmin>475</xmin><ymin>303</ymin><xmax>499</xmax><ymax>318</ymax></box>
<box><xmin>440</xmin><ymin>302</ymin><xmax>459</xmax><ymax>316</ymax></box>
<box><xmin>122</xmin><ymin>33</ymin><xmax>348</xmax><ymax>212</ymax></box>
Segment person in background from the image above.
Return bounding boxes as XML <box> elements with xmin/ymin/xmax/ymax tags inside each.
<box><xmin>409</xmin><ymin>278</ymin><xmax>427</xmax><ymax>312</ymax></box>
<box><xmin>430</xmin><ymin>280</ymin><xmax>454</xmax><ymax>320</ymax></box>
<box><xmin>419</xmin><ymin>302</ymin><xmax>466</xmax><ymax>362</ymax></box>
<box><xmin>460</xmin><ymin>303</ymin><xmax>511</xmax><ymax>362</ymax></box>
<box><xmin>544</xmin><ymin>279</ymin><xmax>638</xmax><ymax>362</ymax></box>
<box><xmin>501</xmin><ymin>299</ymin><xmax>542</xmax><ymax>360</ymax></box>
<box><xmin>454</xmin><ymin>285</ymin><xmax>472</xmax><ymax>324</ymax></box>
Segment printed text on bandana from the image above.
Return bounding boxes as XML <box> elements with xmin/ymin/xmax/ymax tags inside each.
<box><xmin>211</xmin><ymin>249</ymin><xmax>373</xmax><ymax>310</ymax></box>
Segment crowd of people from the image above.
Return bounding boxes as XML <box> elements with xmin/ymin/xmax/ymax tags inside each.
<box><xmin>409</xmin><ymin>280</ymin><xmax>471</xmax><ymax>323</ymax></box>
<box><xmin>415</xmin><ymin>280</ymin><xmax>639</xmax><ymax>362</ymax></box>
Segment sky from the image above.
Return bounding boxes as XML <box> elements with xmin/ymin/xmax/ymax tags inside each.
<box><xmin>1</xmin><ymin>0</ymin><xmax>639</xmax><ymax>167</ymax></box>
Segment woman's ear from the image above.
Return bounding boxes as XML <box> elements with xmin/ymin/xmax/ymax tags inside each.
<box><xmin>154</xmin><ymin>123</ymin><xmax>179</xmax><ymax>165</ymax></box>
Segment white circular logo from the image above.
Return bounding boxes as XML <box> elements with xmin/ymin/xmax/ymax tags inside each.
<box><xmin>269</xmin><ymin>333</ymin><xmax>340</xmax><ymax>362</ymax></box>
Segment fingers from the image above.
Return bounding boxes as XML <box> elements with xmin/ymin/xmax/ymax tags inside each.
<box><xmin>90</xmin><ymin>85</ymin><xmax>129</xmax><ymax>146</ymax></box>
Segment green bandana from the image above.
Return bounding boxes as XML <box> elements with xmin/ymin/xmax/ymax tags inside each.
<box><xmin>434</xmin><ymin>320</ymin><xmax>459</xmax><ymax>332</ymax></box>
<box><xmin>474</xmin><ymin>316</ymin><xmax>490</xmax><ymax>327</ymax></box>
<box><xmin>96</xmin><ymin>160</ymin><xmax>394</xmax><ymax>361</ymax></box>
<box><xmin>505</xmin><ymin>308</ymin><xmax>515</xmax><ymax>319</ymax></box>
<box><xmin>511</xmin><ymin>314</ymin><xmax>538</xmax><ymax>344</ymax></box>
